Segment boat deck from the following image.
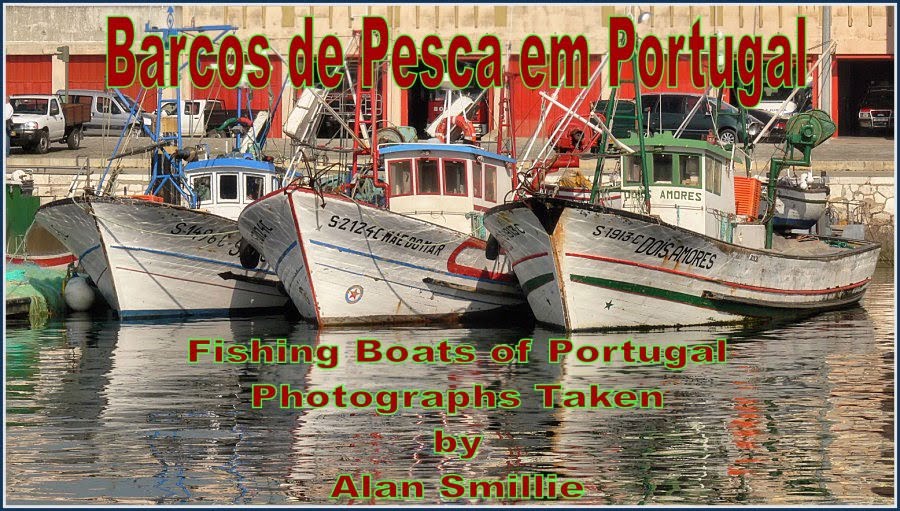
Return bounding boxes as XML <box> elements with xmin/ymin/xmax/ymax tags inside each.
<box><xmin>772</xmin><ymin>233</ymin><xmax>863</xmax><ymax>257</ymax></box>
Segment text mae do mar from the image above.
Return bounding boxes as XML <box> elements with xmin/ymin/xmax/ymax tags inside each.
<box><xmin>106</xmin><ymin>15</ymin><xmax>806</xmax><ymax>108</ymax></box>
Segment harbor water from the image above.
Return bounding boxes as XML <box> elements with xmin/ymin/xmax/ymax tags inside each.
<box><xmin>4</xmin><ymin>267</ymin><xmax>894</xmax><ymax>505</ymax></box>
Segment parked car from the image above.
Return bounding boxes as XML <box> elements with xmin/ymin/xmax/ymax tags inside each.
<box><xmin>9</xmin><ymin>94</ymin><xmax>89</xmax><ymax>153</ymax></box>
<box><xmin>554</xmin><ymin>93</ymin><xmax>762</xmax><ymax>152</ymax></box>
<box><xmin>642</xmin><ymin>92</ymin><xmax>761</xmax><ymax>145</ymax></box>
<box><xmin>56</xmin><ymin>89</ymin><xmax>150</xmax><ymax>135</ymax></box>
<box><xmin>755</xmin><ymin>85</ymin><xmax>812</xmax><ymax>116</ymax></box>
<box><xmin>748</xmin><ymin>108</ymin><xmax>788</xmax><ymax>143</ymax></box>
<box><xmin>857</xmin><ymin>85</ymin><xmax>893</xmax><ymax>131</ymax></box>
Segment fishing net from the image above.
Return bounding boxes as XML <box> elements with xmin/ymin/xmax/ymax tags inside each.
<box><xmin>5</xmin><ymin>263</ymin><xmax>67</xmax><ymax>327</ymax></box>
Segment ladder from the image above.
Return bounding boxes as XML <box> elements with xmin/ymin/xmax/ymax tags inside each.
<box><xmin>347</xmin><ymin>31</ymin><xmax>379</xmax><ymax>178</ymax></box>
<box><xmin>496</xmin><ymin>70</ymin><xmax>517</xmax><ymax>159</ymax></box>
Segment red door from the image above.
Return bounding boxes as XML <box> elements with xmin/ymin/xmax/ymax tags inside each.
<box><xmin>509</xmin><ymin>55</ymin><xmax>602</xmax><ymax>143</ymax></box>
<box><xmin>6</xmin><ymin>55</ymin><xmax>52</xmax><ymax>95</ymax></box>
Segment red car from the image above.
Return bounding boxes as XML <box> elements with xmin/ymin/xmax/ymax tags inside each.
<box><xmin>858</xmin><ymin>86</ymin><xmax>894</xmax><ymax>131</ymax></box>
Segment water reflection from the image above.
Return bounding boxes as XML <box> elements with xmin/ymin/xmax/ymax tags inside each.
<box><xmin>4</xmin><ymin>268</ymin><xmax>894</xmax><ymax>505</ymax></box>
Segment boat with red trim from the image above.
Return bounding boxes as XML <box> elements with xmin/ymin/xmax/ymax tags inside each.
<box><xmin>237</xmin><ymin>143</ymin><xmax>526</xmax><ymax>326</ymax></box>
<box><xmin>483</xmin><ymin>111</ymin><xmax>880</xmax><ymax>330</ymax></box>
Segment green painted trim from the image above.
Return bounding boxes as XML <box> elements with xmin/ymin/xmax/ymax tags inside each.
<box><xmin>522</xmin><ymin>273</ymin><xmax>555</xmax><ymax>295</ymax></box>
<box><xmin>569</xmin><ymin>274</ymin><xmax>789</xmax><ymax>318</ymax></box>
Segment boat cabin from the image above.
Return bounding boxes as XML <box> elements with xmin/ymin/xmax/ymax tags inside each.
<box><xmin>618</xmin><ymin>133</ymin><xmax>738</xmax><ymax>240</ymax></box>
<box><xmin>378</xmin><ymin>144</ymin><xmax>517</xmax><ymax>234</ymax></box>
<box><xmin>183</xmin><ymin>157</ymin><xmax>280</xmax><ymax>220</ymax></box>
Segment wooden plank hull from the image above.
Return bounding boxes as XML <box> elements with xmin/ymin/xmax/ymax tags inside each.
<box><xmin>484</xmin><ymin>198</ymin><xmax>880</xmax><ymax>331</ymax></box>
<box><xmin>237</xmin><ymin>187</ymin><xmax>525</xmax><ymax>326</ymax></box>
<box><xmin>35</xmin><ymin>197</ymin><xmax>289</xmax><ymax>318</ymax></box>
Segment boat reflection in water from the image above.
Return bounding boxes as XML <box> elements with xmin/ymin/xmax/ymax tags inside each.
<box><xmin>3</xmin><ymin>273</ymin><xmax>893</xmax><ymax>504</ymax></box>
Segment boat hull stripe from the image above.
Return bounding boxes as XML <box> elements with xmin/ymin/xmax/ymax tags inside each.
<box><xmin>79</xmin><ymin>244</ymin><xmax>101</xmax><ymax>261</ymax></box>
<box><xmin>565</xmin><ymin>252</ymin><xmax>870</xmax><ymax>295</ymax></box>
<box><xmin>521</xmin><ymin>273</ymin><xmax>555</xmax><ymax>295</ymax></box>
<box><xmin>308</xmin><ymin>239</ymin><xmax>514</xmax><ymax>286</ymax></box>
<box><xmin>512</xmin><ymin>252</ymin><xmax>549</xmax><ymax>268</ymax></box>
<box><xmin>110</xmin><ymin>245</ymin><xmax>277</xmax><ymax>275</ymax></box>
<box><xmin>274</xmin><ymin>241</ymin><xmax>298</xmax><ymax>273</ymax></box>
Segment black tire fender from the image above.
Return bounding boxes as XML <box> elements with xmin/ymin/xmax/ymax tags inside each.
<box><xmin>238</xmin><ymin>239</ymin><xmax>261</xmax><ymax>269</ymax></box>
<box><xmin>485</xmin><ymin>235</ymin><xmax>500</xmax><ymax>261</ymax></box>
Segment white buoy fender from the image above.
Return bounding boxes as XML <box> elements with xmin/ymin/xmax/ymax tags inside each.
<box><xmin>64</xmin><ymin>276</ymin><xmax>96</xmax><ymax>312</ymax></box>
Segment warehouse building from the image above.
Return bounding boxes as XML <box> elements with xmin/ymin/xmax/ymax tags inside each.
<box><xmin>4</xmin><ymin>5</ymin><xmax>895</xmax><ymax>138</ymax></box>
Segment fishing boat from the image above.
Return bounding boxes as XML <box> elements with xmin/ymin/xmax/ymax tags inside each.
<box><xmin>237</xmin><ymin>142</ymin><xmax>524</xmax><ymax>326</ymax></box>
<box><xmin>483</xmin><ymin>109</ymin><xmax>880</xmax><ymax>331</ymax></box>
<box><xmin>34</xmin><ymin>16</ymin><xmax>289</xmax><ymax>318</ymax></box>
<box><xmin>235</xmin><ymin>52</ymin><xmax>525</xmax><ymax>326</ymax></box>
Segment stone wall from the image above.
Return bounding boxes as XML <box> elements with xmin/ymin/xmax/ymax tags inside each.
<box><xmin>827</xmin><ymin>174</ymin><xmax>894</xmax><ymax>263</ymax></box>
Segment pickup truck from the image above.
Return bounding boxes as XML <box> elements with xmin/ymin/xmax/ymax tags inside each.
<box><xmin>9</xmin><ymin>94</ymin><xmax>90</xmax><ymax>153</ymax></box>
<box><xmin>155</xmin><ymin>99</ymin><xmax>241</xmax><ymax>137</ymax></box>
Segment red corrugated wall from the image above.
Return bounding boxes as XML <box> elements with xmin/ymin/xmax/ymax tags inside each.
<box><xmin>5</xmin><ymin>55</ymin><xmax>52</xmax><ymax>95</ymax></box>
<box><xmin>68</xmin><ymin>55</ymin><xmax>158</xmax><ymax>110</ymax></box>
<box><xmin>509</xmin><ymin>55</ymin><xmax>602</xmax><ymax>139</ymax></box>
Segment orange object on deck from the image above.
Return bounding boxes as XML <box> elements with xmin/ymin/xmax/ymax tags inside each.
<box><xmin>129</xmin><ymin>194</ymin><xmax>164</xmax><ymax>203</ymax></box>
<box><xmin>733</xmin><ymin>176</ymin><xmax>762</xmax><ymax>219</ymax></box>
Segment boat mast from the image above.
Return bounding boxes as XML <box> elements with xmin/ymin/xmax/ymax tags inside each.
<box><xmin>95</xmin><ymin>7</ymin><xmax>236</xmax><ymax>205</ymax></box>
<box><xmin>589</xmin><ymin>45</ymin><xmax>650</xmax><ymax>214</ymax></box>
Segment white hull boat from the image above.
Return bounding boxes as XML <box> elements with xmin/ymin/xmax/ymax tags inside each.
<box><xmin>32</xmin><ymin>20</ymin><xmax>291</xmax><ymax>320</ymax></box>
<box><xmin>35</xmin><ymin>196</ymin><xmax>288</xmax><ymax>318</ymax></box>
<box><xmin>759</xmin><ymin>179</ymin><xmax>830</xmax><ymax>231</ymax></box>
<box><xmin>484</xmin><ymin>111</ymin><xmax>880</xmax><ymax>331</ymax></box>
<box><xmin>484</xmin><ymin>197</ymin><xmax>879</xmax><ymax>330</ymax></box>
<box><xmin>238</xmin><ymin>143</ymin><xmax>526</xmax><ymax>326</ymax></box>
<box><xmin>238</xmin><ymin>186</ymin><xmax>524</xmax><ymax>326</ymax></box>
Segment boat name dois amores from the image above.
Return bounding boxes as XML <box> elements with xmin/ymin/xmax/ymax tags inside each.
<box><xmin>330</xmin><ymin>473</ymin><xmax>585</xmax><ymax>501</ymax></box>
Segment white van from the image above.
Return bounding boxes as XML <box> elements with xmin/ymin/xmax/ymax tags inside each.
<box><xmin>57</xmin><ymin>89</ymin><xmax>151</xmax><ymax>135</ymax></box>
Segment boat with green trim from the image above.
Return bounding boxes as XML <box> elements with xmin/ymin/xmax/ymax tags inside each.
<box><xmin>483</xmin><ymin>111</ymin><xmax>880</xmax><ymax>331</ymax></box>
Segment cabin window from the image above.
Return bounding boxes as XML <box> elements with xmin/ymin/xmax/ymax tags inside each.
<box><xmin>652</xmin><ymin>153</ymin><xmax>673</xmax><ymax>183</ymax></box>
<box><xmin>443</xmin><ymin>159</ymin><xmax>467</xmax><ymax>196</ymax></box>
<box><xmin>416</xmin><ymin>158</ymin><xmax>440</xmax><ymax>195</ymax></box>
<box><xmin>484</xmin><ymin>164</ymin><xmax>498</xmax><ymax>202</ymax></box>
<box><xmin>624</xmin><ymin>156</ymin><xmax>643</xmax><ymax>184</ymax></box>
<box><xmin>388</xmin><ymin>160</ymin><xmax>413</xmax><ymax>196</ymax></box>
<box><xmin>49</xmin><ymin>100</ymin><xmax>60</xmax><ymax>116</ymax></box>
<box><xmin>219</xmin><ymin>174</ymin><xmax>238</xmax><ymax>201</ymax></box>
<box><xmin>245</xmin><ymin>174</ymin><xmax>264</xmax><ymax>201</ymax></box>
<box><xmin>193</xmin><ymin>175</ymin><xmax>212</xmax><ymax>203</ymax></box>
<box><xmin>678</xmin><ymin>154</ymin><xmax>701</xmax><ymax>187</ymax></box>
<box><xmin>705</xmin><ymin>158</ymin><xmax>723</xmax><ymax>195</ymax></box>
<box><xmin>472</xmin><ymin>165</ymin><xmax>483</xmax><ymax>198</ymax></box>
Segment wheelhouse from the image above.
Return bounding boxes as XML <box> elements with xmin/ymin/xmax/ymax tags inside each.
<box><xmin>379</xmin><ymin>144</ymin><xmax>517</xmax><ymax>234</ymax></box>
<box><xmin>183</xmin><ymin>157</ymin><xmax>280</xmax><ymax>220</ymax></box>
<box><xmin>617</xmin><ymin>133</ymin><xmax>738</xmax><ymax>239</ymax></box>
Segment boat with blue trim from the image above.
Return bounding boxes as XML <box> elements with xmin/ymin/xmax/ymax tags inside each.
<box><xmin>34</xmin><ymin>15</ymin><xmax>289</xmax><ymax>318</ymax></box>
<box><xmin>237</xmin><ymin>142</ymin><xmax>526</xmax><ymax>326</ymax></box>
